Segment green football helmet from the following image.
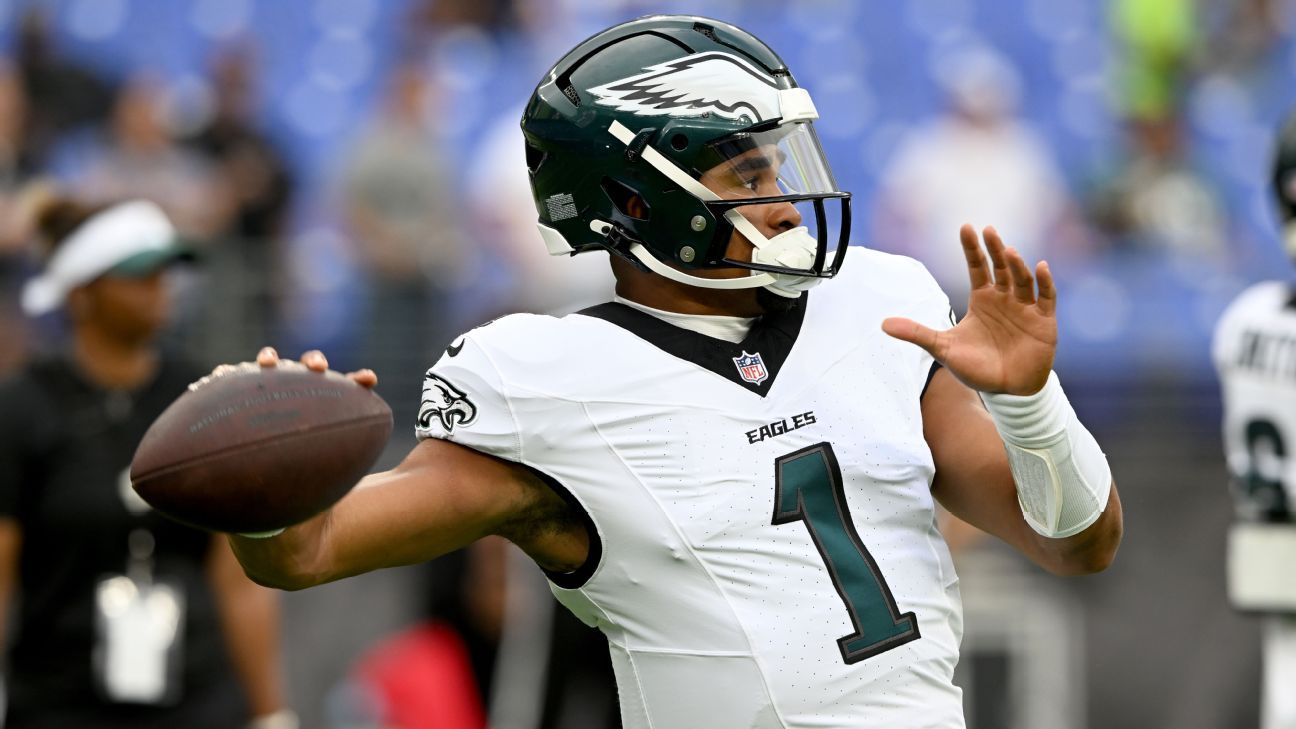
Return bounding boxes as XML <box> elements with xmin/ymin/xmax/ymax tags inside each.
<box><xmin>521</xmin><ymin>15</ymin><xmax>850</xmax><ymax>298</ymax></box>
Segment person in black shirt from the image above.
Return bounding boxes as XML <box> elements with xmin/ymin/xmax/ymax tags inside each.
<box><xmin>0</xmin><ymin>195</ymin><xmax>294</xmax><ymax>728</ymax></box>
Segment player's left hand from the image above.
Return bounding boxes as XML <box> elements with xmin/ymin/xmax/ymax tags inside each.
<box><xmin>882</xmin><ymin>224</ymin><xmax>1056</xmax><ymax>396</ymax></box>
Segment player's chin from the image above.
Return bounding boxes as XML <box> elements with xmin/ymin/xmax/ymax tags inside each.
<box><xmin>756</xmin><ymin>286</ymin><xmax>800</xmax><ymax>314</ymax></box>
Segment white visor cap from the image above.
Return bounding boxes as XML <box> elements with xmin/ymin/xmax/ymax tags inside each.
<box><xmin>21</xmin><ymin>200</ymin><xmax>182</xmax><ymax>316</ymax></box>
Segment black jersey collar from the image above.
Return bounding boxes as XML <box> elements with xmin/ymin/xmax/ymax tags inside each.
<box><xmin>575</xmin><ymin>294</ymin><xmax>808</xmax><ymax>397</ymax></box>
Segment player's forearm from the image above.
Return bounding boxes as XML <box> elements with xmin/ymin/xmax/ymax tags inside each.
<box><xmin>1024</xmin><ymin>482</ymin><xmax>1123</xmax><ymax>575</ymax></box>
<box><xmin>981</xmin><ymin>373</ymin><xmax>1115</xmax><ymax>536</ymax></box>
<box><xmin>231</xmin><ymin>455</ymin><xmax>517</xmax><ymax>590</ymax></box>
<box><xmin>928</xmin><ymin>369</ymin><xmax>1123</xmax><ymax>575</ymax></box>
<box><xmin>228</xmin><ymin>512</ymin><xmax>334</xmax><ymax>591</ymax></box>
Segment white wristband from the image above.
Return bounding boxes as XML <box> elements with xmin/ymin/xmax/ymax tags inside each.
<box><xmin>980</xmin><ymin>371</ymin><xmax>1112</xmax><ymax>539</ymax></box>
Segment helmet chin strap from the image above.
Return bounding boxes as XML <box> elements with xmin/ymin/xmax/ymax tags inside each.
<box><xmin>590</xmin><ymin>218</ymin><xmax>777</xmax><ymax>290</ymax></box>
<box><xmin>1285</xmin><ymin>221</ymin><xmax>1296</xmax><ymax>262</ymax></box>
<box><xmin>722</xmin><ymin>213</ymin><xmax>820</xmax><ymax>298</ymax></box>
<box><xmin>607</xmin><ymin>120</ymin><xmax>826</xmax><ymax>298</ymax></box>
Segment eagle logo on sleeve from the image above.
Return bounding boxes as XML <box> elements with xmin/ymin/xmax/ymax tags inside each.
<box><xmin>587</xmin><ymin>51</ymin><xmax>780</xmax><ymax>123</ymax></box>
<box><xmin>418</xmin><ymin>372</ymin><xmax>478</xmax><ymax>432</ymax></box>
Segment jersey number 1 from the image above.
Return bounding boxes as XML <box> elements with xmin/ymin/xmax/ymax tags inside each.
<box><xmin>773</xmin><ymin>442</ymin><xmax>920</xmax><ymax>663</ymax></box>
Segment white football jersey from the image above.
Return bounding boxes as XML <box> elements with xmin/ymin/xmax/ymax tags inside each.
<box><xmin>1213</xmin><ymin>281</ymin><xmax>1296</xmax><ymax>513</ymax></box>
<box><xmin>417</xmin><ymin>248</ymin><xmax>964</xmax><ymax>728</ymax></box>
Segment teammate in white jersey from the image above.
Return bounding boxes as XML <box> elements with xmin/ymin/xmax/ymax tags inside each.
<box><xmin>226</xmin><ymin>16</ymin><xmax>1122</xmax><ymax>728</ymax></box>
<box><xmin>1213</xmin><ymin>110</ymin><xmax>1296</xmax><ymax>729</ymax></box>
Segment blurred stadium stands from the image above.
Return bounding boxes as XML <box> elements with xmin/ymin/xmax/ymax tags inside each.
<box><xmin>1</xmin><ymin>1</ymin><xmax>1290</xmax><ymax>728</ymax></box>
<box><xmin>2</xmin><ymin>0</ymin><xmax>1290</xmax><ymax>383</ymax></box>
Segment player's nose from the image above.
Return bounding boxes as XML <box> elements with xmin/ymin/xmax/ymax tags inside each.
<box><xmin>766</xmin><ymin>199</ymin><xmax>802</xmax><ymax>232</ymax></box>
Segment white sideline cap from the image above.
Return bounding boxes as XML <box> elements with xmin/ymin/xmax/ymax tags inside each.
<box><xmin>21</xmin><ymin>200</ymin><xmax>190</xmax><ymax>316</ymax></box>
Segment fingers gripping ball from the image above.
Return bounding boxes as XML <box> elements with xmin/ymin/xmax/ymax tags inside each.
<box><xmin>130</xmin><ymin>363</ymin><xmax>393</xmax><ymax>534</ymax></box>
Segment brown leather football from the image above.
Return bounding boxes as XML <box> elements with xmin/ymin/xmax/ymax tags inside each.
<box><xmin>130</xmin><ymin>364</ymin><xmax>393</xmax><ymax>533</ymax></box>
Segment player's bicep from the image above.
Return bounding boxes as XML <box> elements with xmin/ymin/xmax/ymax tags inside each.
<box><xmin>922</xmin><ymin>368</ymin><xmax>1037</xmax><ymax>554</ymax></box>
<box><xmin>320</xmin><ymin>438</ymin><xmax>538</xmax><ymax>581</ymax></box>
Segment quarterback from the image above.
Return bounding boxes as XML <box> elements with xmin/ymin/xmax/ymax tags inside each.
<box><xmin>230</xmin><ymin>16</ymin><xmax>1122</xmax><ymax>728</ymax></box>
<box><xmin>1213</xmin><ymin>110</ymin><xmax>1296</xmax><ymax>729</ymax></box>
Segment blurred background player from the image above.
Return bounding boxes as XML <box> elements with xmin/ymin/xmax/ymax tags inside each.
<box><xmin>1213</xmin><ymin>109</ymin><xmax>1296</xmax><ymax>729</ymax></box>
<box><xmin>0</xmin><ymin>195</ymin><xmax>294</xmax><ymax>729</ymax></box>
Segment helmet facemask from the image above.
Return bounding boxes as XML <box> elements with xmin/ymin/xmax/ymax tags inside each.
<box><xmin>597</xmin><ymin>115</ymin><xmax>849</xmax><ymax>298</ymax></box>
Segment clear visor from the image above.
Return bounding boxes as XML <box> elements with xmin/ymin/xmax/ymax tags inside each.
<box><xmin>697</xmin><ymin>122</ymin><xmax>849</xmax><ymax>278</ymax></box>
<box><xmin>700</xmin><ymin>122</ymin><xmax>839</xmax><ymax>198</ymax></box>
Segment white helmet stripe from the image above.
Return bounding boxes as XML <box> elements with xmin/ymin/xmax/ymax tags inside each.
<box><xmin>608</xmin><ymin>120</ymin><xmax>721</xmax><ymax>202</ymax></box>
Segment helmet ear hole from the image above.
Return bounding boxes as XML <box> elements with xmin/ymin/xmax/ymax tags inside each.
<box><xmin>670</xmin><ymin>133</ymin><xmax>689</xmax><ymax>151</ymax></box>
<box><xmin>602</xmin><ymin>177</ymin><xmax>650</xmax><ymax>220</ymax></box>
<box><xmin>525</xmin><ymin>143</ymin><xmax>546</xmax><ymax>173</ymax></box>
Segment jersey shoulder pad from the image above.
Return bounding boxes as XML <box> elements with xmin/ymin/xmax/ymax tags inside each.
<box><xmin>828</xmin><ymin>247</ymin><xmax>953</xmax><ymax>331</ymax></box>
<box><xmin>1220</xmin><ymin>281</ymin><xmax>1290</xmax><ymax>324</ymax></box>
<box><xmin>452</xmin><ymin>312</ymin><xmax>604</xmax><ymax>384</ymax></box>
<box><xmin>833</xmin><ymin>247</ymin><xmax>947</xmax><ymax>305</ymax></box>
<box><xmin>417</xmin><ymin>313</ymin><xmax>600</xmax><ymax>458</ymax></box>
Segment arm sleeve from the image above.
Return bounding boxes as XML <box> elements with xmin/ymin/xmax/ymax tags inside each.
<box><xmin>413</xmin><ymin>335</ymin><xmax>521</xmax><ymax>463</ymax></box>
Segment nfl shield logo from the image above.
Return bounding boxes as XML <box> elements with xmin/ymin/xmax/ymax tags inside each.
<box><xmin>733</xmin><ymin>351</ymin><xmax>769</xmax><ymax>385</ymax></box>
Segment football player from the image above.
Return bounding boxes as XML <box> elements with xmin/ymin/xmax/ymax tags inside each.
<box><xmin>1213</xmin><ymin>109</ymin><xmax>1296</xmax><ymax>729</ymax></box>
<box><xmin>228</xmin><ymin>16</ymin><xmax>1122</xmax><ymax>728</ymax></box>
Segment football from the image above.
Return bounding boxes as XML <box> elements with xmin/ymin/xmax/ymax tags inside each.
<box><xmin>130</xmin><ymin>364</ymin><xmax>393</xmax><ymax>534</ymax></box>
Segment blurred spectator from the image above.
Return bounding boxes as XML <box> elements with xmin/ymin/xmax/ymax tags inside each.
<box><xmin>464</xmin><ymin>109</ymin><xmax>611</xmax><ymax>319</ymax></box>
<box><xmin>1203</xmin><ymin>0</ymin><xmax>1286</xmax><ymax>75</ymax></box>
<box><xmin>184</xmin><ymin>44</ymin><xmax>296</xmax><ymax>357</ymax></box>
<box><xmin>340</xmin><ymin>60</ymin><xmax>464</xmax><ymax>444</ymax></box>
<box><xmin>187</xmin><ymin>45</ymin><xmax>294</xmax><ymax>243</ymax></box>
<box><xmin>0</xmin><ymin>61</ymin><xmax>39</xmax><ymax>376</ymax></box>
<box><xmin>0</xmin><ymin>195</ymin><xmax>293</xmax><ymax>728</ymax></box>
<box><xmin>1111</xmin><ymin>0</ymin><xmax>1198</xmax><ymax>121</ymax></box>
<box><xmin>71</xmin><ymin>75</ymin><xmax>232</xmax><ymax>238</ymax></box>
<box><xmin>873</xmin><ymin>46</ymin><xmax>1080</xmax><ymax>305</ymax></box>
<box><xmin>0</xmin><ymin>62</ymin><xmax>37</xmax><ymax>221</ymax></box>
<box><xmin>408</xmin><ymin>0</ymin><xmax>521</xmax><ymax>34</ymax></box>
<box><xmin>1087</xmin><ymin>114</ymin><xmax>1228</xmax><ymax>257</ymax></box>
<box><xmin>13</xmin><ymin>7</ymin><xmax>115</xmax><ymax>167</ymax></box>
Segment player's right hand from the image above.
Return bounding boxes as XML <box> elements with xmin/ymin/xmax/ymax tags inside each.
<box><xmin>255</xmin><ymin>347</ymin><xmax>378</xmax><ymax>390</ymax></box>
